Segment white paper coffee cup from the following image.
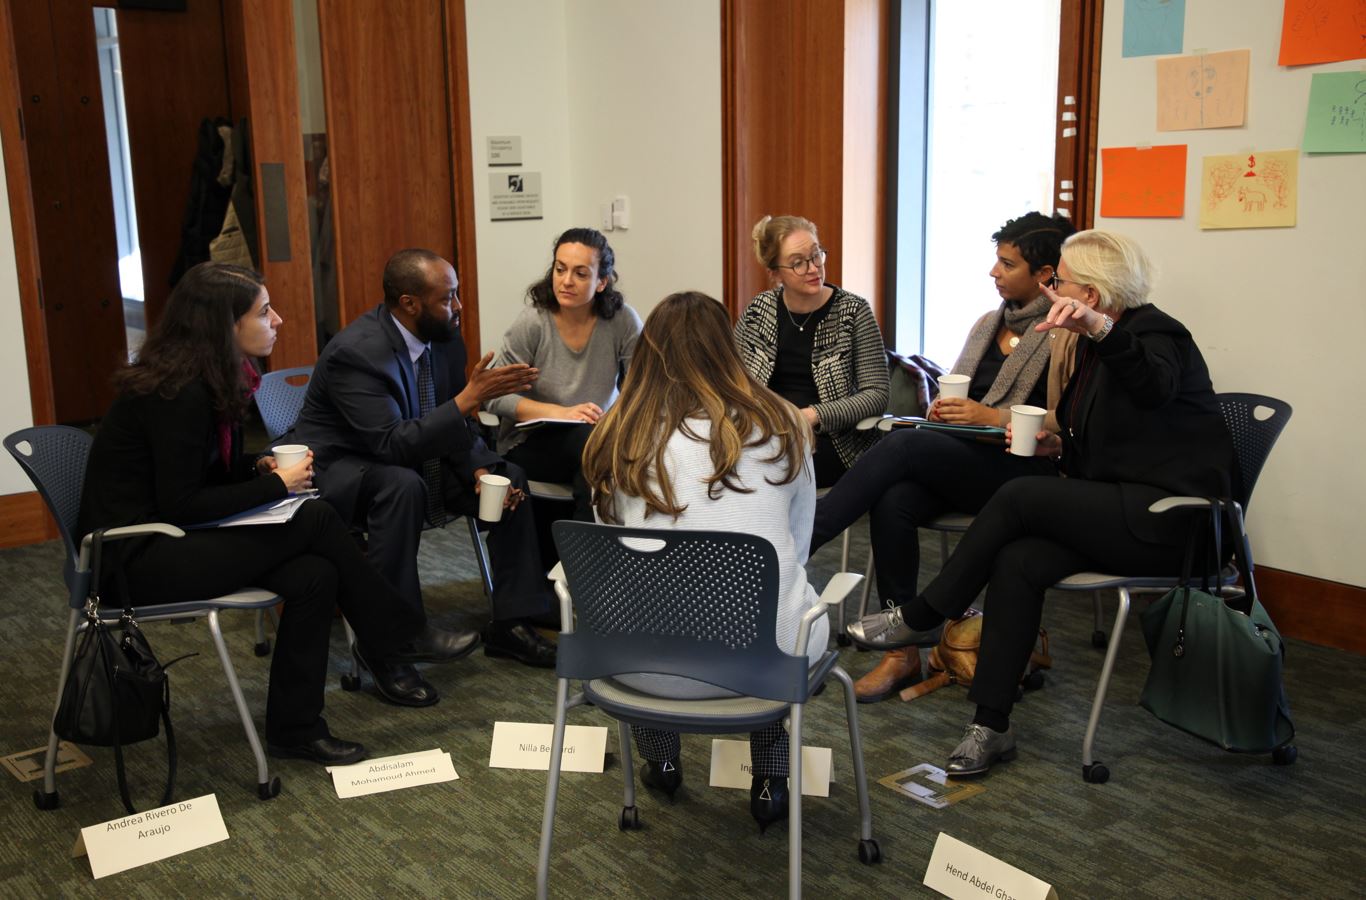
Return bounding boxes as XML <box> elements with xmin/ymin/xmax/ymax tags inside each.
<box><xmin>272</xmin><ymin>444</ymin><xmax>310</xmax><ymax>470</ymax></box>
<box><xmin>1009</xmin><ymin>405</ymin><xmax>1047</xmax><ymax>457</ymax></box>
<box><xmin>478</xmin><ymin>473</ymin><xmax>512</xmax><ymax>522</ymax></box>
<box><xmin>938</xmin><ymin>374</ymin><xmax>971</xmax><ymax>399</ymax></box>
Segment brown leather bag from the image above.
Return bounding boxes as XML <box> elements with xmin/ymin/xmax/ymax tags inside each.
<box><xmin>899</xmin><ymin>608</ymin><xmax>1052</xmax><ymax>701</ymax></box>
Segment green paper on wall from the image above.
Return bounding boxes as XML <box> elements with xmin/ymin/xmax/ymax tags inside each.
<box><xmin>1303</xmin><ymin>72</ymin><xmax>1366</xmax><ymax>153</ymax></box>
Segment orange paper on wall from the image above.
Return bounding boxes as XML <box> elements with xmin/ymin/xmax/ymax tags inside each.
<box><xmin>1100</xmin><ymin>145</ymin><xmax>1187</xmax><ymax>217</ymax></box>
<box><xmin>1279</xmin><ymin>0</ymin><xmax>1366</xmax><ymax>66</ymax></box>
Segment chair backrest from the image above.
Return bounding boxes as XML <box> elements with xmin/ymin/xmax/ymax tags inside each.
<box><xmin>4</xmin><ymin>426</ymin><xmax>92</xmax><ymax>566</ymax></box>
<box><xmin>551</xmin><ymin>521</ymin><xmax>810</xmax><ymax>703</ymax></box>
<box><xmin>254</xmin><ymin>365</ymin><xmax>314</xmax><ymax>439</ymax></box>
<box><xmin>1217</xmin><ymin>393</ymin><xmax>1292</xmax><ymax>511</ymax></box>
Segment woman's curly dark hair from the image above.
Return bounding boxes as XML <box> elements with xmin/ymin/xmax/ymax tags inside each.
<box><xmin>524</xmin><ymin>227</ymin><xmax>624</xmax><ymax>320</ymax></box>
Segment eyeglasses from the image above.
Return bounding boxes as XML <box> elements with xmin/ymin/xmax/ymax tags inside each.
<box><xmin>1048</xmin><ymin>275</ymin><xmax>1087</xmax><ymax>290</ymax></box>
<box><xmin>776</xmin><ymin>248</ymin><xmax>828</xmax><ymax>275</ymax></box>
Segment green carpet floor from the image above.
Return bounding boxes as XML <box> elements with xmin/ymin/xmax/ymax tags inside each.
<box><xmin>0</xmin><ymin>519</ymin><xmax>1361</xmax><ymax>897</ymax></box>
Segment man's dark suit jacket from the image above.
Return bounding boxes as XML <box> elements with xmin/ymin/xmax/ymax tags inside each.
<box><xmin>291</xmin><ymin>303</ymin><xmax>500</xmax><ymax>522</ymax></box>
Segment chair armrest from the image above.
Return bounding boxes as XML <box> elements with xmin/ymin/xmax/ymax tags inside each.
<box><xmin>855</xmin><ymin>415</ymin><xmax>887</xmax><ymax>432</ymax></box>
<box><xmin>1148</xmin><ymin>496</ymin><xmax>1215</xmax><ymax>515</ymax></box>
<box><xmin>82</xmin><ymin>523</ymin><xmax>186</xmax><ymax>554</ymax></box>
<box><xmin>793</xmin><ymin>572</ymin><xmax>863</xmax><ymax>655</ymax></box>
<box><xmin>547</xmin><ymin>563</ymin><xmax>574</xmax><ymax>634</ymax></box>
<box><xmin>477</xmin><ymin>410</ymin><xmax>499</xmax><ymax>428</ymax></box>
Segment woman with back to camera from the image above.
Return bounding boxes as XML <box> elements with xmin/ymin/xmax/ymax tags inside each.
<box><xmin>78</xmin><ymin>262</ymin><xmax>478</xmax><ymax>767</ymax></box>
<box><xmin>849</xmin><ymin>230</ymin><xmax>1234</xmax><ymax>777</ymax></box>
<box><xmin>582</xmin><ymin>291</ymin><xmax>823</xmax><ymax>832</ymax></box>
<box><xmin>485</xmin><ymin>227</ymin><xmax>642</xmax><ymax>522</ymax></box>
<box><xmin>735</xmin><ymin>215</ymin><xmax>888</xmax><ymax>487</ymax></box>
<box><xmin>812</xmin><ymin>212</ymin><xmax>1078</xmax><ymax>702</ymax></box>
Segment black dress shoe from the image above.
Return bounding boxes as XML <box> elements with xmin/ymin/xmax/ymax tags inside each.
<box><xmin>750</xmin><ymin>776</ymin><xmax>789</xmax><ymax>834</ymax></box>
<box><xmin>387</xmin><ymin>624</ymin><xmax>481</xmax><ymax>664</ymax></box>
<box><xmin>483</xmin><ymin>620</ymin><xmax>557</xmax><ymax>668</ymax></box>
<box><xmin>268</xmin><ymin>735</ymin><xmax>367</xmax><ymax>766</ymax></box>
<box><xmin>640</xmin><ymin>758</ymin><xmax>682</xmax><ymax>799</ymax></box>
<box><xmin>353</xmin><ymin>647</ymin><xmax>440</xmax><ymax>707</ymax></box>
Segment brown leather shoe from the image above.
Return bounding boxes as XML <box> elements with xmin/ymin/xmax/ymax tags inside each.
<box><xmin>853</xmin><ymin>648</ymin><xmax>922</xmax><ymax>703</ymax></box>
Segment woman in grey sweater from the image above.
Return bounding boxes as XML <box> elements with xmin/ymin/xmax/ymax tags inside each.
<box><xmin>485</xmin><ymin>227</ymin><xmax>641</xmax><ymax>522</ymax></box>
<box><xmin>735</xmin><ymin>215</ymin><xmax>888</xmax><ymax>487</ymax></box>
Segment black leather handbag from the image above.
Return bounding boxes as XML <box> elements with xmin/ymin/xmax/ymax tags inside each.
<box><xmin>53</xmin><ymin>530</ymin><xmax>182</xmax><ymax>814</ymax></box>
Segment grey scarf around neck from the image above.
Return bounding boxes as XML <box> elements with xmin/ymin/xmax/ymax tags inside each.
<box><xmin>950</xmin><ymin>294</ymin><xmax>1053</xmax><ymax>409</ymax></box>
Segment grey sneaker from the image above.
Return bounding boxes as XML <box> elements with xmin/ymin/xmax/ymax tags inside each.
<box><xmin>945</xmin><ymin>723</ymin><xmax>1017</xmax><ymax>777</ymax></box>
<box><xmin>846</xmin><ymin>608</ymin><xmax>944</xmax><ymax>650</ymax></box>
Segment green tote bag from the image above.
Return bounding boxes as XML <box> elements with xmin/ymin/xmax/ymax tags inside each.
<box><xmin>1138</xmin><ymin>502</ymin><xmax>1295</xmax><ymax>754</ymax></box>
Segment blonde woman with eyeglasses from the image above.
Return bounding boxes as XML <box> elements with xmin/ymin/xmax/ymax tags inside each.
<box><xmin>734</xmin><ymin>215</ymin><xmax>889</xmax><ymax>487</ymax></box>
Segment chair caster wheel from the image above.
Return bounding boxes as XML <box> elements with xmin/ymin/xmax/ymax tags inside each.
<box><xmin>33</xmin><ymin>789</ymin><xmax>59</xmax><ymax>810</ymax></box>
<box><xmin>1272</xmin><ymin>744</ymin><xmax>1298</xmax><ymax>766</ymax></box>
<box><xmin>836</xmin><ymin>634</ymin><xmax>852</xmax><ymax>647</ymax></box>
<box><xmin>1022</xmin><ymin>670</ymin><xmax>1045</xmax><ymax>691</ymax></box>
<box><xmin>619</xmin><ymin>805</ymin><xmax>640</xmax><ymax>830</ymax></box>
<box><xmin>1082</xmin><ymin>762</ymin><xmax>1110</xmax><ymax>784</ymax></box>
<box><xmin>858</xmin><ymin>838</ymin><xmax>881</xmax><ymax>864</ymax></box>
<box><xmin>254</xmin><ymin>640</ymin><xmax>271</xmax><ymax>657</ymax></box>
<box><xmin>1091</xmin><ymin>630</ymin><xmax>1107</xmax><ymax>649</ymax></box>
<box><xmin>258</xmin><ymin>776</ymin><xmax>281</xmax><ymax>800</ymax></box>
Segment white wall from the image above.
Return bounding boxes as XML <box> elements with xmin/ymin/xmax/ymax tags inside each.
<box><xmin>465</xmin><ymin>0</ymin><xmax>722</xmax><ymax>350</ymax></box>
<box><xmin>0</xmin><ymin>137</ymin><xmax>37</xmax><ymax>495</ymax></box>
<box><xmin>1094</xmin><ymin>1</ymin><xmax>1366</xmax><ymax>586</ymax></box>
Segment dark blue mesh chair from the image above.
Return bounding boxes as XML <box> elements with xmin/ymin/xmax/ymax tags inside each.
<box><xmin>1051</xmin><ymin>392</ymin><xmax>1294</xmax><ymax>783</ymax></box>
<box><xmin>4</xmin><ymin>426</ymin><xmax>283</xmax><ymax>809</ymax></box>
<box><xmin>537</xmin><ymin>522</ymin><xmax>878</xmax><ymax>899</ymax></box>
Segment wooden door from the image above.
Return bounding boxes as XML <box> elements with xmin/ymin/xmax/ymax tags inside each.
<box><xmin>10</xmin><ymin>0</ymin><xmax>127</xmax><ymax>423</ymax></box>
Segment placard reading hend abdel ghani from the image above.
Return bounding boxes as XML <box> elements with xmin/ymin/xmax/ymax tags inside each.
<box><xmin>78</xmin><ymin>793</ymin><xmax>229</xmax><ymax>879</ymax></box>
<box><xmin>923</xmin><ymin>832</ymin><xmax>1056</xmax><ymax>900</ymax></box>
<box><xmin>488</xmin><ymin>172</ymin><xmax>543</xmax><ymax>221</ymax></box>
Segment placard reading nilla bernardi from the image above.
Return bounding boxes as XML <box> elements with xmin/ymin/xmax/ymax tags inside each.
<box><xmin>489</xmin><ymin>172</ymin><xmax>543</xmax><ymax>221</ymax></box>
<box><xmin>78</xmin><ymin>793</ymin><xmax>229</xmax><ymax>879</ymax></box>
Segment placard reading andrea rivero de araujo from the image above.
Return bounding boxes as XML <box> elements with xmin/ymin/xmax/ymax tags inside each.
<box><xmin>489</xmin><ymin>171</ymin><xmax>543</xmax><ymax>221</ymax></box>
<box><xmin>78</xmin><ymin>794</ymin><xmax>229</xmax><ymax>879</ymax></box>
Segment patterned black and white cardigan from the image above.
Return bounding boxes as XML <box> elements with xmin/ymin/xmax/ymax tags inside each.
<box><xmin>734</xmin><ymin>285</ymin><xmax>889</xmax><ymax>468</ymax></box>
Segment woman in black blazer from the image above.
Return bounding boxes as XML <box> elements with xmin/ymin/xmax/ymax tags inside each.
<box><xmin>849</xmin><ymin>230</ymin><xmax>1233</xmax><ymax>777</ymax></box>
<box><xmin>78</xmin><ymin>262</ymin><xmax>479</xmax><ymax>767</ymax></box>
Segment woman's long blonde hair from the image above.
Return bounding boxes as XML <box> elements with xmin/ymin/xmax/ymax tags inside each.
<box><xmin>582</xmin><ymin>291</ymin><xmax>810</xmax><ymax>524</ymax></box>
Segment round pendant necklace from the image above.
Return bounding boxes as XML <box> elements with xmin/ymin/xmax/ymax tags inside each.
<box><xmin>785</xmin><ymin>304</ymin><xmax>817</xmax><ymax>332</ymax></box>
<box><xmin>1008</xmin><ymin>334</ymin><xmax>1020</xmax><ymax>349</ymax></box>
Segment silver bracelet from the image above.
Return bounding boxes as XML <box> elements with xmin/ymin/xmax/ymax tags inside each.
<box><xmin>1088</xmin><ymin>314</ymin><xmax>1114</xmax><ymax>342</ymax></box>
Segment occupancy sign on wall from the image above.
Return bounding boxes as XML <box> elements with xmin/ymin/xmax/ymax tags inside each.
<box><xmin>489</xmin><ymin>172</ymin><xmax>543</xmax><ymax>221</ymax></box>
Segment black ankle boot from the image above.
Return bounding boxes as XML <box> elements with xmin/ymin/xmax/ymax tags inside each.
<box><xmin>640</xmin><ymin>758</ymin><xmax>682</xmax><ymax>799</ymax></box>
<box><xmin>749</xmin><ymin>776</ymin><xmax>789</xmax><ymax>834</ymax></box>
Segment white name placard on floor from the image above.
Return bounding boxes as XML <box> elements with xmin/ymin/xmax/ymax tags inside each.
<box><xmin>708</xmin><ymin>739</ymin><xmax>833</xmax><ymax>797</ymax></box>
<box><xmin>923</xmin><ymin>832</ymin><xmax>1056</xmax><ymax>900</ymax></box>
<box><xmin>328</xmin><ymin>749</ymin><xmax>458</xmax><ymax>799</ymax></box>
<box><xmin>488</xmin><ymin>722</ymin><xmax>608</xmax><ymax>773</ymax></box>
<box><xmin>79</xmin><ymin>793</ymin><xmax>228</xmax><ymax>879</ymax></box>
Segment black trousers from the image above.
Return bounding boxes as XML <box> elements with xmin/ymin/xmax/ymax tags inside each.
<box><xmin>354</xmin><ymin>459</ymin><xmax>553</xmax><ymax>624</ymax></box>
<box><xmin>812</xmin><ymin>427</ymin><xmax>1056</xmax><ymax>608</ymax></box>
<box><xmin>813</xmin><ymin>433</ymin><xmax>848</xmax><ymax>490</ymax></box>
<box><xmin>921</xmin><ymin>476</ymin><xmax>1187</xmax><ymax>717</ymax></box>
<box><xmin>123</xmin><ymin>500</ymin><xmax>424</xmax><ymax>744</ymax></box>
<box><xmin>505</xmin><ymin>423</ymin><xmax>594</xmax><ymax>522</ymax></box>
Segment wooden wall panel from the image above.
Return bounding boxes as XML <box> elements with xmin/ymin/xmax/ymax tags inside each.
<box><xmin>11</xmin><ymin>0</ymin><xmax>126</xmax><ymax>423</ymax></box>
<box><xmin>1054</xmin><ymin>0</ymin><xmax>1104</xmax><ymax>228</ymax></box>
<box><xmin>0</xmin><ymin>0</ymin><xmax>54</xmax><ymax>425</ymax></box>
<box><xmin>116</xmin><ymin>0</ymin><xmax>231</xmax><ymax>327</ymax></box>
<box><xmin>0</xmin><ymin>491</ymin><xmax>57</xmax><ymax>548</ymax></box>
<box><xmin>223</xmin><ymin>0</ymin><xmax>316</xmax><ymax>369</ymax></box>
<box><xmin>723</xmin><ymin>0</ymin><xmax>847</xmax><ymax>316</ymax></box>
<box><xmin>1257</xmin><ymin>567</ymin><xmax>1365</xmax><ymax>656</ymax></box>
<box><xmin>443</xmin><ymin>0</ymin><xmax>481</xmax><ymax>364</ymax></box>
<box><xmin>317</xmin><ymin>0</ymin><xmax>456</xmax><ymax>326</ymax></box>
